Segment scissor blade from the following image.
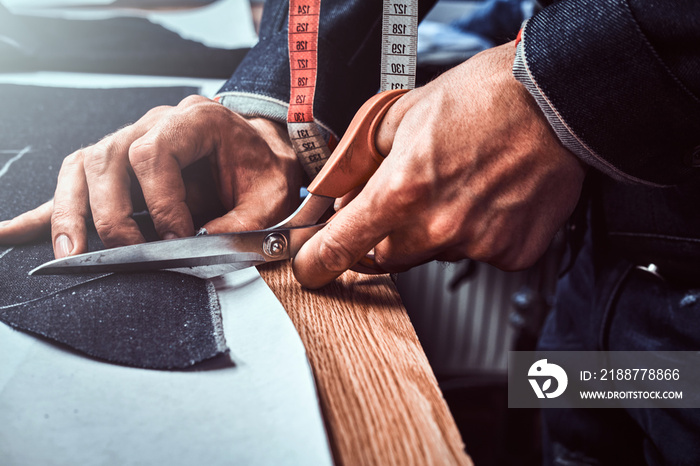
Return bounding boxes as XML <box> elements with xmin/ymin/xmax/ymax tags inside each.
<box><xmin>29</xmin><ymin>233</ymin><xmax>269</xmax><ymax>277</ymax></box>
<box><xmin>29</xmin><ymin>224</ymin><xmax>326</xmax><ymax>279</ymax></box>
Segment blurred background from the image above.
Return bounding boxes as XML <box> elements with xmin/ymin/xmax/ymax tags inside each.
<box><xmin>0</xmin><ymin>1</ymin><xmax>551</xmax><ymax>464</ymax></box>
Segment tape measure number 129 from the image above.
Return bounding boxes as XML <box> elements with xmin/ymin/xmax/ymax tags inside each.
<box><xmin>288</xmin><ymin>0</ymin><xmax>419</xmax><ymax>178</ymax></box>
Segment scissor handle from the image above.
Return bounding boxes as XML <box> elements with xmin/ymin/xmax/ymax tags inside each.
<box><xmin>307</xmin><ymin>88</ymin><xmax>408</xmax><ymax>199</ymax></box>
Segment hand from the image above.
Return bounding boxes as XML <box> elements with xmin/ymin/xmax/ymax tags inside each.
<box><xmin>293</xmin><ymin>41</ymin><xmax>587</xmax><ymax>288</ymax></box>
<box><xmin>0</xmin><ymin>95</ymin><xmax>304</xmax><ymax>259</ymax></box>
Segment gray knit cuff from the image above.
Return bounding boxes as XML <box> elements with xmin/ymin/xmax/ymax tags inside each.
<box><xmin>215</xmin><ymin>91</ymin><xmax>335</xmax><ymax>141</ymax></box>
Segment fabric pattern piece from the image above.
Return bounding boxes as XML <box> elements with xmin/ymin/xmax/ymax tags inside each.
<box><xmin>0</xmin><ymin>84</ymin><xmax>227</xmax><ymax>369</ymax></box>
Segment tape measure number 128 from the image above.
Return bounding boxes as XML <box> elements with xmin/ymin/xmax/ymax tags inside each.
<box><xmin>288</xmin><ymin>0</ymin><xmax>419</xmax><ymax>178</ymax></box>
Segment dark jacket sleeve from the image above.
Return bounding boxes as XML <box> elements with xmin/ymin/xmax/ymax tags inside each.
<box><xmin>514</xmin><ymin>0</ymin><xmax>700</xmax><ymax>186</ymax></box>
<box><xmin>217</xmin><ymin>0</ymin><xmax>436</xmax><ymax>138</ymax></box>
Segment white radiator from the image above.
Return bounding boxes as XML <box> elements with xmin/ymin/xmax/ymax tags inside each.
<box><xmin>395</xmin><ymin>250</ymin><xmax>561</xmax><ymax>377</ymax></box>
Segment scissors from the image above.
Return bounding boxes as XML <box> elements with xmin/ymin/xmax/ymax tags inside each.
<box><xmin>30</xmin><ymin>89</ymin><xmax>408</xmax><ymax>279</ymax></box>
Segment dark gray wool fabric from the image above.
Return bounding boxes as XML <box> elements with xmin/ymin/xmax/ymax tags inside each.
<box><xmin>0</xmin><ymin>84</ymin><xmax>227</xmax><ymax>369</ymax></box>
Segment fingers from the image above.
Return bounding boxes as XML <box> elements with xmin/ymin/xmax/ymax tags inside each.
<box><xmin>292</xmin><ymin>186</ymin><xmax>394</xmax><ymax>289</ymax></box>
<box><xmin>127</xmin><ymin>97</ymin><xmax>227</xmax><ymax>240</ymax></box>
<box><xmin>201</xmin><ymin>203</ymin><xmax>269</xmax><ymax>234</ymax></box>
<box><xmin>0</xmin><ymin>200</ymin><xmax>52</xmax><ymax>245</ymax></box>
<box><xmin>128</xmin><ymin>141</ymin><xmax>193</xmax><ymax>239</ymax></box>
<box><xmin>83</xmin><ymin>134</ymin><xmax>146</xmax><ymax>248</ymax></box>
<box><xmin>293</xmin><ymin>136</ymin><xmax>451</xmax><ymax>287</ymax></box>
<box><xmin>80</xmin><ymin>105</ymin><xmax>171</xmax><ymax>248</ymax></box>
<box><xmin>82</xmin><ymin>99</ymin><xmax>215</xmax><ymax>245</ymax></box>
<box><xmin>3</xmin><ymin>98</ymin><xmax>236</xmax><ymax>255</ymax></box>
<box><xmin>51</xmin><ymin>151</ymin><xmax>92</xmax><ymax>258</ymax></box>
<box><xmin>202</xmin><ymin>178</ymin><xmax>297</xmax><ymax>234</ymax></box>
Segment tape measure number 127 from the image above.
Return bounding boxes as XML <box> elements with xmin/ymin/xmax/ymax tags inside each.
<box><xmin>287</xmin><ymin>0</ymin><xmax>419</xmax><ymax>178</ymax></box>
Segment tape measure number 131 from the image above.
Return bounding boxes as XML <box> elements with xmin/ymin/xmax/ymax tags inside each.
<box><xmin>288</xmin><ymin>0</ymin><xmax>419</xmax><ymax>178</ymax></box>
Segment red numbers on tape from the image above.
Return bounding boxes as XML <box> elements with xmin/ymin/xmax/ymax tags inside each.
<box><xmin>288</xmin><ymin>0</ymin><xmax>321</xmax><ymax>125</ymax></box>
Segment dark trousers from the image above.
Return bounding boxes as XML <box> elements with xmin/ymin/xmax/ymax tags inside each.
<box><xmin>539</xmin><ymin>225</ymin><xmax>700</xmax><ymax>465</ymax></box>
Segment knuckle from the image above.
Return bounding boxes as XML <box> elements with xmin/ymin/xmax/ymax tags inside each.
<box><xmin>466</xmin><ymin>238</ymin><xmax>499</xmax><ymax>265</ymax></box>
<box><xmin>235</xmin><ymin>217</ymin><xmax>267</xmax><ymax>231</ymax></box>
<box><xmin>179</xmin><ymin>94</ymin><xmax>209</xmax><ymax>107</ymax></box>
<box><xmin>92</xmin><ymin>217</ymin><xmax>127</xmax><ymax>247</ymax></box>
<box><xmin>187</xmin><ymin>99</ymin><xmax>230</xmax><ymax>124</ymax></box>
<box><xmin>482</xmin><ymin>242</ymin><xmax>536</xmax><ymax>272</ymax></box>
<box><xmin>50</xmin><ymin>206</ymin><xmax>77</xmax><ymax>227</ymax></box>
<box><xmin>463</xmin><ymin>218</ymin><xmax>509</xmax><ymax>263</ymax></box>
<box><xmin>147</xmin><ymin>201</ymin><xmax>191</xmax><ymax>236</ymax></box>
<box><xmin>62</xmin><ymin>150</ymin><xmax>84</xmax><ymax>169</ymax></box>
<box><xmin>147</xmin><ymin>201</ymin><xmax>174</xmax><ymax>225</ymax></box>
<box><xmin>426</xmin><ymin>214</ymin><xmax>460</xmax><ymax>247</ymax></box>
<box><xmin>81</xmin><ymin>145</ymin><xmax>110</xmax><ymax>176</ymax></box>
<box><xmin>385</xmin><ymin>169</ymin><xmax>428</xmax><ymax>211</ymax></box>
<box><xmin>128</xmin><ymin>140</ymin><xmax>159</xmax><ymax>171</ymax></box>
<box><xmin>316</xmin><ymin>234</ymin><xmax>358</xmax><ymax>274</ymax></box>
<box><xmin>144</xmin><ymin>105</ymin><xmax>171</xmax><ymax>117</ymax></box>
<box><xmin>509</xmin><ymin>248</ymin><xmax>541</xmax><ymax>271</ymax></box>
<box><xmin>373</xmin><ymin>250</ymin><xmax>403</xmax><ymax>272</ymax></box>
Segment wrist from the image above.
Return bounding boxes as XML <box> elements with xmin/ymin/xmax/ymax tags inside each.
<box><xmin>244</xmin><ymin>117</ymin><xmax>296</xmax><ymax>161</ymax></box>
<box><xmin>244</xmin><ymin>117</ymin><xmax>305</xmax><ymax>196</ymax></box>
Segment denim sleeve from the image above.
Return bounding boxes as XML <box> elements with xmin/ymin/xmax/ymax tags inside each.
<box><xmin>216</xmin><ymin>0</ymin><xmax>436</xmax><ymax>139</ymax></box>
<box><xmin>513</xmin><ymin>0</ymin><xmax>700</xmax><ymax>186</ymax></box>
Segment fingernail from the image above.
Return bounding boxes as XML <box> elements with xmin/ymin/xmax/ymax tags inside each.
<box><xmin>163</xmin><ymin>232</ymin><xmax>179</xmax><ymax>240</ymax></box>
<box><xmin>196</xmin><ymin>228</ymin><xmax>208</xmax><ymax>237</ymax></box>
<box><xmin>55</xmin><ymin>235</ymin><xmax>73</xmax><ymax>259</ymax></box>
<box><xmin>334</xmin><ymin>199</ymin><xmax>342</xmax><ymax>211</ymax></box>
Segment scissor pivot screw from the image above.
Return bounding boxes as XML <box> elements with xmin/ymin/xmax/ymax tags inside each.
<box><xmin>263</xmin><ymin>233</ymin><xmax>287</xmax><ymax>258</ymax></box>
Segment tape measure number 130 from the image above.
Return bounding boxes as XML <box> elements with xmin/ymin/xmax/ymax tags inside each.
<box><xmin>288</xmin><ymin>0</ymin><xmax>419</xmax><ymax>178</ymax></box>
<box><xmin>381</xmin><ymin>0</ymin><xmax>418</xmax><ymax>92</ymax></box>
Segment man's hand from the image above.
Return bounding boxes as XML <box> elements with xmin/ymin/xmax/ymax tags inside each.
<box><xmin>0</xmin><ymin>95</ymin><xmax>303</xmax><ymax>259</ymax></box>
<box><xmin>293</xmin><ymin>41</ymin><xmax>587</xmax><ymax>288</ymax></box>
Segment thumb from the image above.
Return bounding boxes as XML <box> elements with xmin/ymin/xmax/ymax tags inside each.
<box><xmin>292</xmin><ymin>192</ymin><xmax>391</xmax><ymax>289</ymax></box>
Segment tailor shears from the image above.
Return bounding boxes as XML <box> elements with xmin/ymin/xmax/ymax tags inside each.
<box><xmin>30</xmin><ymin>89</ymin><xmax>407</xmax><ymax>279</ymax></box>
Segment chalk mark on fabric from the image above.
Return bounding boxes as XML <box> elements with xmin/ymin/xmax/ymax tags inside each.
<box><xmin>0</xmin><ymin>272</ymin><xmax>113</xmax><ymax>310</ymax></box>
<box><xmin>0</xmin><ymin>146</ymin><xmax>31</xmax><ymax>180</ymax></box>
<box><xmin>0</xmin><ymin>248</ymin><xmax>14</xmax><ymax>261</ymax></box>
<box><xmin>207</xmin><ymin>280</ymin><xmax>227</xmax><ymax>352</ymax></box>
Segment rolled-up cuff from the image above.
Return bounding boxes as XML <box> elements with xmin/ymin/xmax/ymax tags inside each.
<box><xmin>513</xmin><ymin>1</ymin><xmax>700</xmax><ymax>187</ymax></box>
<box><xmin>215</xmin><ymin>91</ymin><xmax>335</xmax><ymax>141</ymax></box>
<box><xmin>513</xmin><ymin>38</ymin><xmax>655</xmax><ymax>186</ymax></box>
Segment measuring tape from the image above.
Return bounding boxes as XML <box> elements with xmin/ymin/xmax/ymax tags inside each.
<box><xmin>288</xmin><ymin>0</ymin><xmax>419</xmax><ymax>178</ymax></box>
<box><xmin>381</xmin><ymin>0</ymin><xmax>419</xmax><ymax>92</ymax></box>
<box><xmin>287</xmin><ymin>0</ymin><xmax>330</xmax><ymax>178</ymax></box>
